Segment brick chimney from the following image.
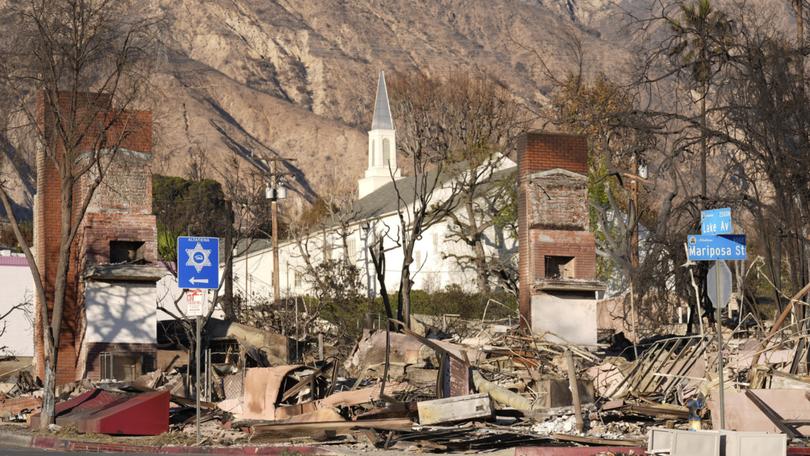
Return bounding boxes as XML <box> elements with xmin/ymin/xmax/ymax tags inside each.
<box><xmin>33</xmin><ymin>91</ymin><xmax>155</xmax><ymax>384</ymax></box>
<box><xmin>517</xmin><ymin>133</ymin><xmax>601</xmax><ymax>344</ymax></box>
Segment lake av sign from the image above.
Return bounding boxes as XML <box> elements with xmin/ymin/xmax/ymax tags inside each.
<box><xmin>687</xmin><ymin>234</ymin><xmax>747</xmax><ymax>261</ymax></box>
<box><xmin>177</xmin><ymin>236</ymin><xmax>220</xmax><ymax>289</ymax></box>
<box><xmin>701</xmin><ymin>207</ymin><xmax>732</xmax><ymax>235</ymax></box>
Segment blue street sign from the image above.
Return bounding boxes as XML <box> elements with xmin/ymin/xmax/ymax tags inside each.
<box><xmin>687</xmin><ymin>234</ymin><xmax>747</xmax><ymax>261</ymax></box>
<box><xmin>177</xmin><ymin>236</ymin><xmax>220</xmax><ymax>289</ymax></box>
<box><xmin>701</xmin><ymin>208</ymin><xmax>732</xmax><ymax>235</ymax></box>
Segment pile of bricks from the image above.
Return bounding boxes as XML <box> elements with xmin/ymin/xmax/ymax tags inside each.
<box><xmin>0</xmin><ymin>395</ymin><xmax>42</xmax><ymax>418</ymax></box>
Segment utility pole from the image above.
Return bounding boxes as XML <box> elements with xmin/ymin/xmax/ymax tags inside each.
<box><xmin>628</xmin><ymin>153</ymin><xmax>641</xmax><ymax>359</ymax></box>
<box><xmin>263</xmin><ymin>156</ymin><xmax>295</xmax><ymax>307</ymax></box>
<box><xmin>271</xmin><ymin>159</ymin><xmax>280</xmax><ymax>306</ymax></box>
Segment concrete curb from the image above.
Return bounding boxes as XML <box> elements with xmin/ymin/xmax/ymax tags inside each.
<box><xmin>0</xmin><ymin>429</ymin><xmax>333</xmax><ymax>455</ymax></box>
<box><xmin>0</xmin><ymin>429</ymin><xmax>34</xmax><ymax>448</ymax></box>
<box><xmin>515</xmin><ymin>446</ymin><xmax>645</xmax><ymax>455</ymax></box>
<box><xmin>515</xmin><ymin>445</ymin><xmax>810</xmax><ymax>455</ymax></box>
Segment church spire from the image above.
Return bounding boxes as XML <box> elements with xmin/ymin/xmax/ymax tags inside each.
<box><xmin>371</xmin><ymin>71</ymin><xmax>394</xmax><ymax>130</ymax></box>
<box><xmin>358</xmin><ymin>70</ymin><xmax>401</xmax><ymax>199</ymax></box>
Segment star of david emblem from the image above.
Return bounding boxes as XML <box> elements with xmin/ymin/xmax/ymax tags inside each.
<box><xmin>185</xmin><ymin>242</ymin><xmax>212</xmax><ymax>273</ymax></box>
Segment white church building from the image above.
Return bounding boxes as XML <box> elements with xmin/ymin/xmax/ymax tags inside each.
<box><xmin>230</xmin><ymin>72</ymin><xmax>517</xmax><ymax>303</ymax></box>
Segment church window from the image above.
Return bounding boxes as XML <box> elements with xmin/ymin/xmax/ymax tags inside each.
<box><xmin>370</xmin><ymin>140</ymin><xmax>376</xmax><ymax>166</ymax></box>
<box><xmin>347</xmin><ymin>238</ymin><xmax>357</xmax><ymax>264</ymax></box>
<box><xmin>383</xmin><ymin>138</ymin><xmax>391</xmax><ymax>166</ymax></box>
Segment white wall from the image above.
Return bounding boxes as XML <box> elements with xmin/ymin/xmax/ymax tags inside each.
<box><xmin>230</xmin><ymin>158</ymin><xmax>518</xmax><ymax>304</ymax></box>
<box><xmin>0</xmin><ymin>263</ymin><xmax>34</xmax><ymax>357</ymax></box>
<box><xmin>230</xmin><ymin>207</ymin><xmax>516</xmax><ymax>304</ymax></box>
<box><xmin>531</xmin><ymin>292</ymin><xmax>598</xmax><ymax>346</ymax></box>
<box><xmin>84</xmin><ymin>281</ymin><xmax>157</xmax><ymax>343</ymax></box>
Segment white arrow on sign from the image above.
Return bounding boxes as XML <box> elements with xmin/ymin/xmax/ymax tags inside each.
<box><xmin>189</xmin><ymin>277</ymin><xmax>209</xmax><ymax>285</ymax></box>
<box><xmin>707</xmin><ymin>260</ymin><xmax>732</xmax><ymax>310</ymax></box>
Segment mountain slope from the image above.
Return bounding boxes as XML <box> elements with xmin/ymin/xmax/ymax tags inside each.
<box><xmin>5</xmin><ymin>0</ymin><xmax>645</xmax><ymax>213</ymax></box>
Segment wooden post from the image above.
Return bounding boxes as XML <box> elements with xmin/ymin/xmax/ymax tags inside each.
<box><xmin>565</xmin><ymin>349</ymin><xmax>584</xmax><ymax>433</ymax></box>
<box><xmin>318</xmin><ymin>333</ymin><xmax>324</xmax><ymax>361</ymax></box>
<box><xmin>271</xmin><ymin>160</ymin><xmax>280</xmax><ymax>307</ymax></box>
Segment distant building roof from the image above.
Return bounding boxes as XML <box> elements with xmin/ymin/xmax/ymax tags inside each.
<box><xmin>235</xmin><ymin>161</ymin><xmax>517</xmax><ymax>260</ymax></box>
<box><xmin>0</xmin><ymin>255</ymin><xmax>29</xmax><ymax>267</ymax></box>
<box><xmin>371</xmin><ymin>71</ymin><xmax>394</xmax><ymax>130</ymax></box>
<box><xmin>231</xmin><ymin>238</ymin><xmax>274</xmax><ymax>260</ymax></box>
<box><xmin>351</xmin><ymin>163</ymin><xmax>516</xmax><ymax>221</ymax></box>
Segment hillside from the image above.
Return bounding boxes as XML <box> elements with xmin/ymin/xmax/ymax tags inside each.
<box><xmin>4</xmin><ymin>0</ymin><xmax>649</xmax><ymax>214</ymax></box>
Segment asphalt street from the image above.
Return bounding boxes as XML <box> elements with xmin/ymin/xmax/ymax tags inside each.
<box><xmin>0</xmin><ymin>447</ymin><xmax>200</xmax><ymax>456</ymax></box>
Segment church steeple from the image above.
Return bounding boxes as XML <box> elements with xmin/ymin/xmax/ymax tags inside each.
<box><xmin>371</xmin><ymin>72</ymin><xmax>394</xmax><ymax>130</ymax></box>
<box><xmin>358</xmin><ymin>71</ymin><xmax>401</xmax><ymax>199</ymax></box>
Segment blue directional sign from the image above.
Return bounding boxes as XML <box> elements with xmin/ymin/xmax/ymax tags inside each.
<box><xmin>177</xmin><ymin>236</ymin><xmax>220</xmax><ymax>289</ymax></box>
<box><xmin>687</xmin><ymin>234</ymin><xmax>747</xmax><ymax>261</ymax></box>
<box><xmin>701</xmin><ymin>208</ymin><xmax>732</xmax><ymax>235</ymax></box>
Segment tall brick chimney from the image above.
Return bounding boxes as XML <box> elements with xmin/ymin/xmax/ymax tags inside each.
<box><xmin>33</xmin><ymin>91</ymin><xmax>156</xmax><ymax>384</ymax></box>
<box><xmin>517</xmin><ymin>132</ymin><xmax>603</xmax><ymax>345</ymax></box>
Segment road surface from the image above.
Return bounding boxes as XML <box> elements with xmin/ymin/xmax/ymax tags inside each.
<box><xmin>0</xmin><ymin>447</ymin><xmax>173</xmax><ymax>456</ymax></box>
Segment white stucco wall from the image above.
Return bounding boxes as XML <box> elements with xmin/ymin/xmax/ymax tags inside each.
<box><xmin>84</xmin><ymin>281</ymin><xmax>157</xmax><ymax>343</ymax></box>
<box><xmin>230</xmin><ymin>201</ymin><xmax>517</xmax><ymax>304</ymax></box>
<box><xmin>531</xmin><ymin>292</ymin><xmax>598</xmax><ymax>346</ymax></box>
<box><xmin>0</xmin><ymin>263</ymin><xmax>35</xmax><ymax>357</ymax></box>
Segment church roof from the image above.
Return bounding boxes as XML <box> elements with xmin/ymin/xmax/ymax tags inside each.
<box><xmin>353</xmin><ymin>164</ymin><xmax>516</xmax><ymax>221</ymax></box>
<box><xmin>233</xmin><ymin>164</ymin><xmax>517</xmax><ymax>259</ymax></box>
<box><xmin>371</xmin><ymin>71</ymin><xmax>394</xmax><ymax>130</ymax></box>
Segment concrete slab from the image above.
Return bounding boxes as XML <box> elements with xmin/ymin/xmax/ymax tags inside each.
<box><xmin>531</xmin><ymin>293</ymin><xmax>597</xmax><ymax>345</ymax></box>
<box><xmin>709</xmin><ymin>389</ymin><xmax>810</xmax><ymax>435</ymax></box>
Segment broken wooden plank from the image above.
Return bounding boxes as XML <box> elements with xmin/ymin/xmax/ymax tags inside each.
<box><xmin>417</xmin><ymin>393</ymin><xmax>492</xmax><ymax>425</ymax></box>
<box><xmin>624</xmin><ymin>402</ymin><xmax>689</xmax><ymax>420</ymax></box>
<box><xmin>565</xmin><ymin>349</ymin><xmax>583</xmax><ymax>433</ymax></box>
<box><xmin>251</xmin><ymin>417</ymin><xmax>413</xmax><ymax>438</ymax></box>
<box><xmin>550</xmin><ymin>433</ymin><xmax>645</xmax><ymax>447</ymax></box>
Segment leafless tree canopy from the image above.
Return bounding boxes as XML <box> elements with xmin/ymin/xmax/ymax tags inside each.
<box><xmin>0</xmin><ymin>0</ymin><xmax>161</xmax><ymax>428</ymax></box>
<box><xmin>541</xmin><ymin>0</ymin><xmax>810</xmax><ymax>338</ymax></box>
<box><xmin>383</xmin><ymin>72</ymin><xmax>528</xmax><ymax>326</ymax></box>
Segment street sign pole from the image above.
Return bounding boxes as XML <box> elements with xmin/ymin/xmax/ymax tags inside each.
<box><xmin>195</xmin><ymin>315</ymin><xmax>202</xmax><ymax>445</ymax></box>
<box><xmin>177</xmin><ymin>236</ymin><xmax>220</xmax><ymax>448</ymax></box>
<box><xmin>714</xmin><ymin>261</ymin><xmax>725</xmax><ymax>430</ymax></box>
<box><xmin>706</xmin><ymin>259</ymin><xmax>732</xmax><ymax>430</ymax></box>
<box><xmin>690</xmin><ymin>208</ymin><xmax>742</xmax><ymax>432</ymax></box>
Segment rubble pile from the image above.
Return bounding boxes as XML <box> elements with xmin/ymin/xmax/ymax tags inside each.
<box><xmin>2</xmin><ymin>312</ymin><xmax>810</xmax><ymax>452</ymax></box>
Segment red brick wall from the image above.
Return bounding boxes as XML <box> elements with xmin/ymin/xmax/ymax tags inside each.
<box><xmin>517</xmin><ymin>132</ymin><xmax>594</xmax><ymax>325</ymax></box>
<box><xmin>33</xmin><ymin>92</ymin><xmax>153</xmax><ymax>385</ymax></box>
<box><xmin>531</xmin><ymin>230</ymin><xmax>597</xmax><ymax>280</ymax></box>
<box><xmin>526</xmin><ymin>172</ymin><xmax>589</xmax><ymax>231</ymax></box>
<box><xmin>517</xmin><ymin>133</ymin><xmax>588</xmax><ymax>178</ymax></box>
<box><xmin>80</xmin><ymin>213</ymin><xmax>158</xmax><ymax>265</ymax></box>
